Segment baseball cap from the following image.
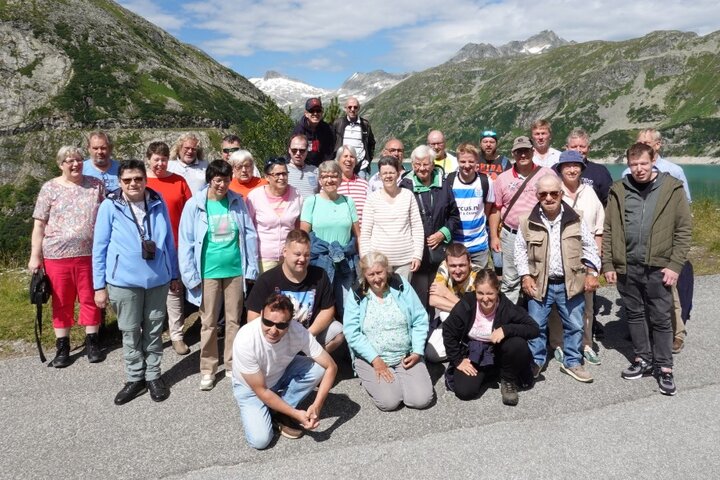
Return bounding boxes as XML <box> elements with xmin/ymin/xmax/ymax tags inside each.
<box><xmin>511</xmin><ymin>136</ymin><xmax>533</xmax><ymax>152</ymax></box>
<box><xmin>305</xmin><ymin>98</ymin><xmax>323</xmax><ymax>111</ymax></box>
<box><xmin>481</xmin><ymin>129</ymin><xmax>498</xmax><ymax>140</ymax></box>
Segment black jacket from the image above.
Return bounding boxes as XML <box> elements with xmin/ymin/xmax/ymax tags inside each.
<box><xmin>443</xmin><ymin>292</ymin><xmax>540</xmax><ymax>367</ymax></box>
<box><xmin>332</xmin><ymin>116</ymin><xmax>376</xmax><ymax>175</ymax></box>
<box><xmin>292</xmin><ymin>117</ymin><xmax>335</xmax><ymax>167</ymax></box>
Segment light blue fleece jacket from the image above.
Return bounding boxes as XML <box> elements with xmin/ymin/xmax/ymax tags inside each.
<box><xmin>178</xmin><ymin>187</ymin><xmax>259</xmax><ymax>306</ymax></box>
<box><xmin>343</xmin><ymin>274</ymin><xmax>428</xmax><ymax>365</ymax></box>
<box><xmin>93</xmin><ymin>188</ymin><xmax>178</xmax><ymax>290</ymax></box>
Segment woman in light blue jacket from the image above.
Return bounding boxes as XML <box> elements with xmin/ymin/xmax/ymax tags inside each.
<box><xmin>343</xmin><ymin>251</ymin><xmax>434</xmax><ymax>411</ymax></box>
<box><xmin>93</xmin><ymin>160</ymin><xmax>179</xmax><ymax>406</ymax></box>
<box><xmin>178</xmin><ymin>160</ymin><xmax>258</xmax><ymax>391</ymax></box>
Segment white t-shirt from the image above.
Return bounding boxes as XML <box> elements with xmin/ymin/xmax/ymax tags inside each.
<box><xmin>232</xmin><ymin>318</ymin><xmax>324</xmax><ymax>389</ymax></box>
<box><xmin>533</xmin><ymin>147</ymin><xmax>561</xmax><ymax>168</ymax></box>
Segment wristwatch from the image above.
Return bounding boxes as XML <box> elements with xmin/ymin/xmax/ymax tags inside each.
<box><xmin>587</xmin><ymin>270</ymin><xmax>599</xmax><ymax>277</ymax></box>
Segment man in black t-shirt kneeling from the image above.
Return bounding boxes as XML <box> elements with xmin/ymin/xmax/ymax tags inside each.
<box><xmin>246</xmin><ymin>229</ymin><xmax>345</xmax><ymax>353</ymax></box>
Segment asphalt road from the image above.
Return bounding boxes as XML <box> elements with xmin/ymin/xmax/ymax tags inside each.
<box><xmin>2</xmin><ymin>276</ymin><xmax>718</xmax><ymax>480</ymax></box>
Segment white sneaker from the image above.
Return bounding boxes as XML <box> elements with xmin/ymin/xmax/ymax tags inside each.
<box><xmin>199</xmin><ymin>374</ymin><xmax>215</xmax><ymax>391</ymax></box>
<box><xmin>225</xmin><ymin>370</ymin><xmax>232</xmax><ymax>378</ymax></box>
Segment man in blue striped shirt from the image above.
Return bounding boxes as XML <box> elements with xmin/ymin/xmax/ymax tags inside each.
<box><xmin>447</xmin><ymin>143</ymin><xmax>494</xmax><ymax>269</ymax></box>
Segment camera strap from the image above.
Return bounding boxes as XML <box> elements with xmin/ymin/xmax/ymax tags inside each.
<box><xmin>126</xmin><ymin>194</ymin><xmax>151</xmax><ymax>241</ymax></box>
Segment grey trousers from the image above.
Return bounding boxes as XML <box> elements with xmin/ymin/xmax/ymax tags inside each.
<box><xmin>354</xmin><ymin>357</ymin><xmax>434</xmax><ymax>411</ymax></box>
<box><xmin>500</xmin><ymin>228</ymin><xmax>520</xmax><ymax>304</ymax></box>
<box><xmin>108</xmin><ymin>283</ymin><xmax>169</xmax><ymax>382</ymax></box>
<box><xmin>617</xmin><ymin>264</ymin><xmax>673</xmax><ymax>369</ymax></box>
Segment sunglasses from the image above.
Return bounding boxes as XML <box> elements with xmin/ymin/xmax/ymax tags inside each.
<box><xmin>308</xmin><ymin>109</ymin><xmax>323</xmax><ymax>114</ymax></box>
<box><xmin>120</xmin><ymin>176</ymin><xmax>145</xmax><ymax>185</ymax></box>
<box><xmin>346</xmin><ymin>106</ymin><xmax>359</xmax><ymax>110</ymax></box>
<box><xmin>223</xmin><ymin>147</ymin><xmax>241</xmax><ymax>154</ymax></box>
<box><xmin>290</xmin><ymin>148</ymin><xmax>306</xmax><ymax>155</ymax></box>
<box><xmin>261</xmin><ymin>317</ymin><xmax>290</xmax><ymax>330</ymax></box>
<box><xmin>538</xmin><ymin>190</ymin><xmax>562</xmax><ymax>199</ymax></box>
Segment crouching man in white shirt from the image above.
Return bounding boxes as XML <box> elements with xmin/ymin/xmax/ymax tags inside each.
<box><xmin>232</xmin><ymin>293</ymin><xmax>337</xmax><ymax>449</ymax></box>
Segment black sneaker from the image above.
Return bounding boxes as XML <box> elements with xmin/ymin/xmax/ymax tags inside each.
<box><xmin>592</xmin><ymin>321</ymin><xmax>605</xmax><ymax>340</ymax></box>
<box><xmin>656</xmin><ymin>370</ymin><xmax>677</xmax><ymax>396</ymax></box>
<box><xmin>621</xmin><ymin>359</ymin><xmax>653</xmax><ymax>380</ymax></box>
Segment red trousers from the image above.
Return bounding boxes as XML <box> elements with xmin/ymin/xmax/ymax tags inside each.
<box><xmin>43</xmin><ymin>256</ymin><xmax>100</xmax><ymax>329</ymax></box>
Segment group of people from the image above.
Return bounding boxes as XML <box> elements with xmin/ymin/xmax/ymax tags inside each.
<box><xmin>29</xmin><ymin>101</ymin><xmax>693</xmax><ymax>449</ymax></box>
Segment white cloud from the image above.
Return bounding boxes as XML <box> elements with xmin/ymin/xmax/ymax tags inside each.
<box><xmin>388</xmin><ymin>0</ymin><xmax>720</xmax><ymax>69</ymax></box>
<box><xmin>119</xmin><ymin>0</ymin><xmax>186</xmax><ymax>32</ymax></box>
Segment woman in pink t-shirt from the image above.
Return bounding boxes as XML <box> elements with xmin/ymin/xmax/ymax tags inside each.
<box><xmin>28</xmin><ymin>146</ymin><xmax>105</xmax><ymax>368</ymax></box>
<box><xmin>246</xmin><ymin>157</ymin><xmax>303</xmax><ymax>273</ymax></box>
<box><xmin>442</xmin><ymin>270</ymin><xmax>539</xmax><ymax>406</ymax></box>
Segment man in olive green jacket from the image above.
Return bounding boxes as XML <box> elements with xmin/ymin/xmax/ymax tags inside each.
<box><xmin>602</xmin><ymin>143</ymin><xmax>691</xmax><ymax>396</ymax></box>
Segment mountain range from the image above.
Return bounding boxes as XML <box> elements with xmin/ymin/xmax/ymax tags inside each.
<box><xmin>363</xmin><ymin>29</ymin><xmax>720</xmax><ymax>158</ymax></box>
<box><xmin>250</xmin><ymin>70</ymin><xmax>410</xmax><ymax>118</ymax></box>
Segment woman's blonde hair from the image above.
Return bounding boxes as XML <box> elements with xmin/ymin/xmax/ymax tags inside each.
<box><xmin>55</xmin><ymin>146</ymin><xmax>84</xmax><ymax>166</ymax></box>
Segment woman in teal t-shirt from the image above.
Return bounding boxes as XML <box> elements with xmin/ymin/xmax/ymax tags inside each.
<box><xmin>178</xmin><ymin>160</ymin><xmax>259</xmax><ymax>392</ymax></box>
<box><xmin>300</xmin><ymin>160</ymin><xmax>360</xmax><ymax>319</ymax></box>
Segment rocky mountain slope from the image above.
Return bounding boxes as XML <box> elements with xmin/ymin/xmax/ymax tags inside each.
<box><xmin>251</xmin><ymin>70</ymin><xmax>410</xmax><ymax>117</ymax></box>
<box><xmin>0</xmin><ymin>0</ymin><xmax>281</xmax><ymax>157</ymax></box>
<box><xmin>364</xmin><ymin>30</ymin><xmax>720</xmax><ymax>158</ymax></box>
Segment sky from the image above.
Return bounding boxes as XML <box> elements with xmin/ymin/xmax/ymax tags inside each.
<box><xmin>119</xmin><ymin>0</ymin><xmax>720</xmax><ymax>89</ymax></box>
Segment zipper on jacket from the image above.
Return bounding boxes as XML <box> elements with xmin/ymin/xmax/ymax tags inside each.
<box><xmin>111</xmin><ymin>254</ymin><xmax>119</xmax><ymax>279</ymax></box>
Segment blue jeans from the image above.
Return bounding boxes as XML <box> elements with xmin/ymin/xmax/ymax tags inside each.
<box><xmin>528</xmin><ymin>282</ymin><xmax>585</xmax><ymax>368</ymax></box>
<box><xmin>232</xmin><ymin>355</ymin><xmax>325</xmax><ymax>449</ymax></box>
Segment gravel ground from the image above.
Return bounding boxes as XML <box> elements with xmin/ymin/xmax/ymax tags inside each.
<box><xmin>2</xmin><ymin>275</ymin><xmax>718</xmax><ymax>480</ymax></box>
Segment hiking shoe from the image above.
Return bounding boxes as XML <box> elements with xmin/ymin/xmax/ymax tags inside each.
<box><xmin>85</xmin><ymin>333</ymin><xmax>106</xmax><ymax>363</ymax></box>
<box><xmin>553</xmin><ymin>347</ymin><xmax>564</xmax><ymax>364</ymax></box>
<box><xmin>656</xmin><ymin>370</ymin><xmax>677</xmax><ymax>396</ymax></box>
<box><xmin>672</xmin><ymin>337</ymin><xmax>685</xmax><ymax>354</ymax></box>
<box><xmin>51</xmin><ymin>337</ymin><xmax>71</xmax><ymax>368</ymax></box>
<box><xmin>274</xmin><ymin>413</ymin><xmax>304</xmax><ymax>439</ymax></box>
<box><xmin>621</xmin><ymin>359</ymin><xmax>654</xmax><ymax>380</ymax></box>
<box><xmin>583</xmin><ymin>346</ymin><xmax>601</xmax><ymax>365</ymax></box>
<box><xmin>560</xmin><ymin>364</ymin><xmax>593</xmax><ymax>383</ymax></box>
<box><xmin>172</xmin><ymin>340</ymin><xmax>190</xmax><ymax>355</ymax></box>
<box><xmin>199</xmin><ymin>374</ymin><xmax>215</xmax><ymax>391</ymax></box>
<box><xmin>500</xmin><ymin>379</ymin><xmax>519</xmax><ymax>406</ymax></box>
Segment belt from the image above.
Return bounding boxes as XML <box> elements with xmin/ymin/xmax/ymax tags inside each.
<box><xmin>548</xmin><ymin>276</ymin><xmax>565</xmax><ymax>284</ymax></box>
<box><xmin>502</xmin><ymin>224</ymin><xmax>518</xmax><ymax>235</ymax></box>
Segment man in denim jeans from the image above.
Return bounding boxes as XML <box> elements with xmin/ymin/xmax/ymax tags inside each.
<box><xmin>514</xmin><ymin>174</ymin><xmax>601</xmax><ymax>383</ymax></box>
<box><xmin>603</xmin><ymin>143</ymin><xmax>691</xmax><ymax>396</ymax></box>
<box><xmin>232</xmin><ymin>293</ymin><xmax>337</xmax><ymax>449</ymax></box>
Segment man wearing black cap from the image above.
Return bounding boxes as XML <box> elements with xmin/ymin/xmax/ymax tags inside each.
<box><xmin>477</xmin><ymin>129</ymin><xmax>512</xmax><ymax>181</ymax></box>
<box><xmin>292</xmin><ymin>98</ymin><xmax>335</xmax><ymax>167</ymax></box>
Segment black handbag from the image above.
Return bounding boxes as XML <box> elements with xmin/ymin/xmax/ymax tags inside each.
<box><xmin>29</xmin><ymin>269</ymin><xmax>51</xmax><ymax>362</ymax></box>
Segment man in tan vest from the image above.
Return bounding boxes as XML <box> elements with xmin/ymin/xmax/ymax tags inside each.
<box><xmin>514</xmin><ymin>174</ymin><xmax>601</xmax><ymax>383</ymax></box>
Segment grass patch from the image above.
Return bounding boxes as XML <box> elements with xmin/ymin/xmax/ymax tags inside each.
<box><xmin>688</xmin><ymin>199</ymin><xmax>720</xmax><ymax>275</ymax></box>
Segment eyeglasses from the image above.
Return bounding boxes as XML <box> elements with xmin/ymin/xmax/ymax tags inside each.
<box><xmin>266</xmin><ymin>157</ymin><xmax>288</xmax><ymax>169</ymax></box>
<box><xmin>538</xmin><ymin>191</ymin><xmax>562</xmax><ymax>199</ymax></box>
<box><xmin>320</xmin><ymin>174</ymin><xmax>339</xmax><ymax>180</ymax></box>
<box><xmin>63</xmin><ymin>158</ymin><xmax>83</xmax><ymax>165</ymax></box>
<box><xmin>182</xmin><ymin>146</ymin><xmax>198</xmax><ymax>152</ymax></box>
<box><xmin>233</xmin><ymin>164</ymin><xmax>253</xmax><ymax>171</ymax></box>
<box><xmin>120</xmin><ymin>176</ymin><xmax>145</xmax><ymax>185</ymax></box>
<box><xmin>210</xmin><ymin>177</ymin><xmax>231</xmax><ymax>186</ymax></box>
<box><xmin>223</xmin><ymin>147</ymin><xmax>241</xmax><ymax>154</ymax></box>
<box><xmin>267</xmin><ymin>171</ymin><xmax>288</xmax><ymax>178</ymax></box>
<box><xmin>290</xmin><ymin>148</ymin><xmax>306</xmax><ymax>155</ymax></box>
<box><xmin>346</xmin><ymin>105</ymin><xmax>359</xmax><ymax>110</ymax></box>
<box><xmin>261</xmin><ymin>317</ymin><xmax>290</xmax><ymax>330</ymax></box>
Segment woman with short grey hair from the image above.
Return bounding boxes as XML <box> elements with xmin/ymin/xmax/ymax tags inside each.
<box><xmin>336</xmin><ymin>145</ymin><xmax>369</xmax><ymax>225</ymax></box>
<box><xmin>301</xmin><ymin>160</ymin><xmax>361</xmax><ymax>319</ymax></box>
<box><xmin>228</xmin><ymin>149</ymin><xmax>266</xmax><ymax>198</ymax></box>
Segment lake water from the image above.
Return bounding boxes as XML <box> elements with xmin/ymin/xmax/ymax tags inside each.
<box><xmin>381</xmin><ymin>162</ymin><xmax>720</xmax><ymax>201</ymax></box>
<box><xmin>605</xmin><ymin>164</ymin><xmax>720</xmax><ymax>201</ymax></box>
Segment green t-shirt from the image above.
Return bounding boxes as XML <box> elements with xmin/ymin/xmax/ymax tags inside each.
<box><xmin>300</xmin><ymin>194</ymin><xmax>358</xmax><ymax>246</ymax></box>
<box><xmin>201</xmin><ymin>198</ymin><xmax>243</xmax><ymax>279</ymax></box>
